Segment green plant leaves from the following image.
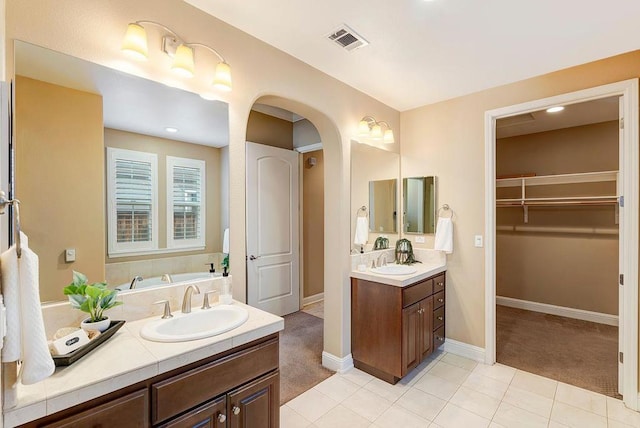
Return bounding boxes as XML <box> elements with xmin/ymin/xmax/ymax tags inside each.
<box><xmin>63</xmin><ymin>271</ymin><xmax>122</xmax><ymax>322</ymax></box>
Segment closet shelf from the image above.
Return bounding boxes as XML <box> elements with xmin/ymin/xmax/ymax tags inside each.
<box><xmin>496</xmin><ymin>170</ymin><xmax>619</xmax><ymax>223</ymax></box>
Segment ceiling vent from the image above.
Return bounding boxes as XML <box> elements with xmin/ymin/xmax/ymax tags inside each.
<box><xmin>327</xmin><ymin>25</ymin><xmax>369</xmax><ymax>52</ymax></box>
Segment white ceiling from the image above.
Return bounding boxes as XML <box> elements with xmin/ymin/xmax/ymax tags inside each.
<box><xmin>186</xmin><ymin>0</ymin><xmax>640</xmax><ymax>111</ymax></box>
<box><xmin>15</xmin><ymin>41</ymin><xmax>229</xmax><ymax>147</ymax></box>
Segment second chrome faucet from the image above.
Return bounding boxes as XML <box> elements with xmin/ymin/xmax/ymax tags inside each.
<box><xmin>181</xmin><ymin>285</ymin><xmax>201</xmax><ymax>313</ymax></box>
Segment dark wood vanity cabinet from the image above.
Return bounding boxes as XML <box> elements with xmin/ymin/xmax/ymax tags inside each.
<box><xmin>352</xmin><ymin>272</ymin><xmax>445</xmax><ymax>384</ymax></box>
<box><xmin>20</xmin><ymin>334</ymin><xmax>280</xmax><ymax>428</ymax></box>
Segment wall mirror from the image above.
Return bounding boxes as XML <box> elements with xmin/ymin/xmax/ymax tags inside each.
<box><xmin>403</xmin><ymin>176</ymin><xmax>436</xmax><ymax>234</ymax></box>
<box><xmin>13</xmin><ymin>40</ymin><xmax>230</xmax><ymax>302</ymax></box>
<box><xmin>369</xmin><ymin>179</ymin><xmax>397</xmax><ymax>233</ymax></box>
<box><xmin>350</xmin><ymin>141</ymin><xmax>399</xmax><ymax>248</ymax></box>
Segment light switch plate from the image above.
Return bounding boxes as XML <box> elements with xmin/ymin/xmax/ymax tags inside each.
<box><xmin>474</xmin><ymin>235</ymin><xmax>483</xmax><ymax>248</ymax></box>
<box><xmin>415</xmin><ymin>236</ymin><xmax>425</xmax><ymax>243</ymax></box>
<box><xmin>65</xmin><ymin>248</ymin><xmax>76</xmax><ymax>263</ymax></box>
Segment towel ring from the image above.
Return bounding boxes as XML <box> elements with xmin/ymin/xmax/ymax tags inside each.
<box><xmin>437</xmin><ymin>204</ymin><xmax>454</xmax><ymax>219</ymax></box>
<box><xmin>357</xmin><ymin>205</ymin><xmax>368</xmax><ymax>218</ymax></box>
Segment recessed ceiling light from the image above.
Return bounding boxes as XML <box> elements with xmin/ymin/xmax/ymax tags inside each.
<box><xmin>165</xmin><ymin>127</ymin><xmax>178</xmax><ymax>133</ymax></box>
<box><xmin>546</xmin><ymin>106</ymin><xmax>564</xmax><ymax>113</ymax></box>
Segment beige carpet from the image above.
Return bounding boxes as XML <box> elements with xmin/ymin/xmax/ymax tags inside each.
<box><xmin>497</xmin><ymin>305</ymin><xmax>620</xmax><ymax>398</ymax></box>
<box><xmin>279</xmin><ymin>311</ymin><xmax>334</xmax><ymax>404</ymax></box>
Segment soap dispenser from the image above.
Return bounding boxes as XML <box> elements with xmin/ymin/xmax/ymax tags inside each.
<box><xmin>220</xmin><ymin>267</ymin><xmax>233</xmax><ymax>304</ymax></box>
<box><xmin>206</xmin><ymin>263</ymin><xmax>216</xmax><ymax>277</ymax></box>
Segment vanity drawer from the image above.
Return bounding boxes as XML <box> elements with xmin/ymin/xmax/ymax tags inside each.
<box><xmin>403</xmin><ymin>278</ymin><xmax>434</xmax><ymax>308</ymax></box>
<box><xmin>151</xmin><ymin>338</ymin><xmax>279</xmax><ymax>424</ymax></box>
<box><xmin>433</xmin><ymin>326</ymin><xmax>445</xmax><ymax>349</ymax></box>
<box><xmin>433</xmin><ymin>291</ymin><xmax>445</xmax><ymax>309</ymax></box>
<box><xmin>433</xmin><ymin>274</ymin><xmax>445</xmax><ymax>293</ymax></box>
<box><xmin>433</xmin><ymin>306</ymin><xmax>445</xmax><ymax>331</ymax></box>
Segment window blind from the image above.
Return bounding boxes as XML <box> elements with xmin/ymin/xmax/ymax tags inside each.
<box><xmin>172</xmin><ymin>165</ymin><xmax>202</xmax><ymax>241</ymax></box>
<box><xmin>115</xmin><ymin>158</ymin><xmax>153</xmax><ymax>243</ymax></box>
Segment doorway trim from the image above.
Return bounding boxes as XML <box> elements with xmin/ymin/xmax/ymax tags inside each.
<box><xmin>484</xmin><ymin>79</ymin><xmax>639</xmax><ymax>410</ymax></box>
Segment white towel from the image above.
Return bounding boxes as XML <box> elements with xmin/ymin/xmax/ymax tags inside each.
<box><xmin>354</xmin><ymin>217</ymin><xmax>369</xmax><ymax>245</ymax></box>
<box><xmin>222</xmin><ymin>228</ymin><xmax>230</xmax><ymax>254</ymax></box>
<box><xmin>434</xmin><ymin>217</ymin><xmax>454</xmax><ymax>254</ymax></box>
<box><xmin>1</xmin><ymin>232</ymin><xmax>55</xmax><ymax>385</ymax></box>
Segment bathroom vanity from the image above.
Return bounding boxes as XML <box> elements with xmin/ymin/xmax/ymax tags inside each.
<box><xmin>351</xmin><ymin>260</ymin><xmax>446</xmax><ymax>384</ymax></box>
<box><xmin>6</xmin><ymin>303</ymin><xmax>283</xmax><ymax>428</ymax></box>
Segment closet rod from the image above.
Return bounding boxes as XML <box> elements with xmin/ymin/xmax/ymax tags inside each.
<box><xmin>497</xmin><ymin>199</ymin><xmax>617</xmax><ymax>207</ymax></box>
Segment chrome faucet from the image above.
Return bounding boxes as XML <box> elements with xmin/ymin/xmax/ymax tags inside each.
<box><xmin>161</xmin><ymin>273</ymin><xmax>173</xmax><ymax>283</ymax></box>
<box><xmin>181</xmin><ymin>285</ymin><xmax>201</xmax><ymax>313</ymax></box>
<box><xmin>130</xmin><ymin>276</ymin><xmax>143</xmax><ymax>289</ymax></box>
<box><xmin>377</xmin><ymin>254</ymin><xmax>387</xmax><ymax>267</ymax></box>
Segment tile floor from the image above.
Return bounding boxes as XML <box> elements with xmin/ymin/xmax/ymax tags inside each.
<box><xmin>280</xmin><ymin>350</ymin><xmax>640</xmax><ymax>428</ymax></box>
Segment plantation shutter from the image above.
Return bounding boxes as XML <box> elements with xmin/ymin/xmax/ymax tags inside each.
<box><xmin>115</xmin><ymin>158</ymin><xmax>154</xmax><ymax>243</ymax></box>
<box><xmin>172</xmin><ymin>165</ymin><xmax>202</xmax><ymax>240</ymax></box>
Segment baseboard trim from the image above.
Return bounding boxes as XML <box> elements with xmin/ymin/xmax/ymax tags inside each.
<box><xmin>497</xmin><ymin>296</ymin><xmax>618</xmax><ymax>326</ymax></box>
<box><xmin>442</xmin><ymin>339</ymin><xmax>486</xmax><ymax>362</ymax></box>
<box><xmin>302</xmin><ymin>293</ymin><xmax>324</xmax><ymax>306</ymax></box>
<box><xmin>322</xmin><ymin>351</ymin><xmax>354</xmax><ymax>374</ymax></box>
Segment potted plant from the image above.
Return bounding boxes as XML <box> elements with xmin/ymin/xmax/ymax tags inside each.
<box><xmin>63</xmin><ymin>271</ymin><xmax>122</xmax><ymax>332</ymax></box>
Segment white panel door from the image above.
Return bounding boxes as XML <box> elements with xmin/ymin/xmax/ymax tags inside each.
<box><xmin>246</xmin><ymin>142</ymin><xmax>300</xmax><ymax>316</ymax></box>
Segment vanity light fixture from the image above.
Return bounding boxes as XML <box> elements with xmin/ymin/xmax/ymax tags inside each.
<box><xmin>122</xmin><ymin>20</ymin><xmax>232</xmax><ymax>91</ymax></box>
<box><xmin>358</xmin><ymin>116</ymin><xmax>394</xmax><ymax>144</ymax></box>
<box><xmin>546</xmin><ymin>106</ymin><xmax>565</xmax><ymax>113</ymax></box>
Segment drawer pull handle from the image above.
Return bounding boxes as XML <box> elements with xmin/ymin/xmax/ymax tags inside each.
<box><xmin>233</xmin><ymin>406</ymin><xmax>241</xmax><ymax>415</ymax></box>
<box><xmin>218</xmin><ymin>413</ymin><xmax>227</xmax><ymax>423</ymax></box>
<box><xmin>437</xmin><ymin>298</ymin><xmax>444</xmax><ymax>303</ymax></box>
<box><xmin>418</xmin><ymin>308</ymin><xmax>424</xmax><ymax>314</ymax></box>
<box><xmin>437</xmin><ymin>316</ymin><xmax>444</xmax><ymax>321</ymax></box>
<box><xmin>437</xmin><ymin>336</ymin><xmax>445</xmax><ymax>342</ymax></box>
<box><xmin>437</xmin><ymin>282</ymin><xmax>444</xmax><ymax>286</ymax></box>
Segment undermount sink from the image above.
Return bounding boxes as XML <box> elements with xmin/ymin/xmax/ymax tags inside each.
<box><xmin>140</xmin><ymin>305</ymin><xmax>249</xmax><ymax>343</ymax></box>
<box><xmin>370</xmin><ymin>264</ymin><xmax>418</xmax><ymax>276</ymax></box>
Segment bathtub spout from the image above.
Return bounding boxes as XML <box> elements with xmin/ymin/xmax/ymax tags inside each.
<box><xmin>161</xmin><ymin>274</ymin><xmax>173</xmax><ymax>283</ymax></box>
<box><xmin>130</xmin><ymin>276</ymin><xmax>143</xmax><ymax>289</ymax></box>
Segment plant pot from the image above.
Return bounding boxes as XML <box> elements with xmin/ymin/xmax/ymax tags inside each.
<box><xmin>80</xmin><ymin>317</ymin><xmax>111</xmax><ymax>333</ymax></box>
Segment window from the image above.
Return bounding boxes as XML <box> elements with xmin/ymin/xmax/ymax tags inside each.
<box><xmin>107</xmin><ymin>148</ymin><xmax>158</xmax><ymax>256</ymax></box>
<box><xmin>166</xmin><ymin>156</ymin><xmax>206</xmax><ymax>249</ymax></box>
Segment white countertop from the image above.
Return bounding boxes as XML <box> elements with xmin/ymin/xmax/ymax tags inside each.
<box><xmin>350</xmin><ymin>261</ymin><xmax>447</xmax><ymax>287</ymax></box>
<box><xmin>4</xmin><ymin>302</ymin><xmax>284</xmax><ymax>427</ymax></box>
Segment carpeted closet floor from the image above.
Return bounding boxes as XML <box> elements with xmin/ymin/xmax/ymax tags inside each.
<box><xmin>279</xmin><ymin>303</ymin><xmax>334</xmax><ymax>404</ymax></box>
<box><xmin>497</xmin><ymin>305</ymin><xmax>620</xmax><ymax>398</ymax></box>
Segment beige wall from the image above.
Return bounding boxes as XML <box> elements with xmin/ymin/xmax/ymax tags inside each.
<box><xmin>401</xmin><ymin>50</ymin><xmax>640</xmax><ymax>348</ymax></box>
<box><xmin>6</xmin><ymin>0</ymin><xmax>400</xmax><ymax>359</ymax></box>
<box><xmin>15</xmin><ymin>76</ymin><xmax>105</xmax><ymax>302</ymax></box>
<box><xmin>104</xmin><ymin>128</ymin><xmax>222</xmax><ymax>263</ymax></box>
<box><xmin>246</xmin><ymin>110</ymin><xmax>293</xmax><ymax>149</ymax></box>
<box><xmin>303</xmin><ymin>150</ymin><xmax>324</xmax><ymax>298</ymax></box>
<box><xmin>496</xmin><ymin>121</ymin><xmax>619</xmax><ymax>314</ymax></box>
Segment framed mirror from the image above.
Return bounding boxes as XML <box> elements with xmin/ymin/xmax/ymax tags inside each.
<box><xmin>369</xmin><ymin>179</ymin><xmax>397</xmax><ymax>233</ymax></box>
<box><xmin>14</xmin><ymin>40</ymin><xmax>230</xmax><ymax>302</ymax></box>
<box><xmin>403</xmin><ymin>176</ymin><xmax>436</xmax><ymax>234</ymax></box>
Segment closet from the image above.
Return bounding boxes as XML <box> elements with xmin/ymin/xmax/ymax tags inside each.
<box><xmin>495</xmin><ymin>96</ymin><xmax>620</xmax><ymax>398</ymax></box>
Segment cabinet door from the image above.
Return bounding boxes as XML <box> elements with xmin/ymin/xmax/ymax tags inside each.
<box><xmin>158</xmin><ymin>396</ymin><xmax>226</xmax><ymax>428</ymax></box>
<box><xmin>402</xmin><ymin>302</ymin><xmax>421</xmax><ymax>375</ymax></box>
<box><xmin>228</xmin><ymin>371</ymin><xmax>279</xmax><ymax>428</ymax></box>
<box><xmin>43</xmin><ymin>389</ymin><xmax>148</xmax><ymax>428</ymax></box>
<box><xmin>419</xmin><ymin>298</ymin><xmax>433</xmax><ymax>360</ymax></box>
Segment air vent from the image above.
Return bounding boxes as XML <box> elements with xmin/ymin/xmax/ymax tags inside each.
<box><xmin>327</xmin><ymin>24</ymin><xmax>369</xmax><ymax>52</ymax></box>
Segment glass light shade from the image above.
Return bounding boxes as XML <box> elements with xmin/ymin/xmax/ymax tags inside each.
<box><xmin>213</xmin><ymin>62</ymin><xmax>233</xmax><ymax>91</ymax></box>
<box><xmin>171</xmin><ymin>44</ymin><xmax>195</xmax><ymax>78</ymax></box>
<box><xmin>383</xmin><ymin>129</ymin><xmax>394</xmax><ymax>144</ymax></box>
<box><xmin>371</xmin><ymin>124</ymin><xmax>383</xmax><ymax>140</ymax></box>
<box><xmin>358</xmin><ymin>120</ymin><xmax>370</xmax><ymax>136</ymax></box>
<box><xmin>122</xmin><ymin>23</ymin><xmax>148</xmax><ymax>60</ymax></box>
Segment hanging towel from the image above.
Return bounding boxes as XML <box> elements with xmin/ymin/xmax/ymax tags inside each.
<box><xmin>354</xmin><ymin>216</ymin><xmax>369</xmax><ymax>245</ymax></box>
<box><xmin>222</xmin><ymin>228</ymin><xmax>230</xmax><ymax>254</ymax></box>
<box><xmin>1</xmin><ymin>232</ymin><xmax>55</xmax><ymax>385</ymax></box>
<box><xmin>434</xmin><ymin>217</ymin><xmax>454</xmax><ymax>254</ymax></box>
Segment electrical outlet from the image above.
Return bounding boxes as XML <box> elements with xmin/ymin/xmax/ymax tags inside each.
<box><xmin>474</xmin><ymin>235</ymin><xmax>483</xmax><ymax>248</ymax></box>
<box><xmin>415</xmin><ymin>236</ymin><xmax>425</xmax><ymax>243</ymax></box>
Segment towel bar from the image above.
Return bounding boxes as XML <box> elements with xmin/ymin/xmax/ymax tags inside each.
<box><xmin>0</xmin><ymin>190</ymin><xmax>22</xmax><ymax>258</ymax></box>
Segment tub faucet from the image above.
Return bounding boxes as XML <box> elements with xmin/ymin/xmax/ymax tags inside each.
<box><xmin>130</xmin><ymin>276</ymin><xmax>143</xmax><ymax>289</ymax></box>
<box><xmin>181</xmin><ymin>285</ymin><xmax>201</xmax><ymax>313</ymax></box>
<box><xmin>161</xmin><ymin>273</ymin><xmax>173</xmax><ymax>283</ymax></box>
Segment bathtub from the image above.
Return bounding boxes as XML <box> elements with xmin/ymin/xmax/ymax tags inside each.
<box><xmin>115</xmin><ymin>271</ymin><xmax>221</xmax><ymax>291</ymax></box>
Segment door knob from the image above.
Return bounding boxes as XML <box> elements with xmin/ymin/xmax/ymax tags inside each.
<box><xmin>217</xmin><ymin>413</ymin><xmax>227</xmax><ymax>423</ymax></box>
<box><xmin>249</xmin><ymin>255</ymin><xmax>259</xmax><ymax>260</ymax></box>
<box><xmin>232</xmin><ymin>406</ymin><xmax>241</xmax><ymax>415</ymax></box>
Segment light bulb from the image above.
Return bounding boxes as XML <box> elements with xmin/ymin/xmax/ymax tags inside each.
<box><xmin>371</xmin><ymin>124</ymin><xmax>383</xmax><ymax>140</ymax></box>
<box><xmin>171</xmin><ymin>44</ymin><xmax>195</xmax><ymax>78</ymax></box>
<box><xmin>358</xmin><ymin>120</ymin><xmax>370</xmax><ymax>136</ymax></box>
<box><xmin>213</xmin><ymin>62</ymin><xmax>232</xmax><ymax>91</ymax></box>
<box><xmin>383</xmin><ymin>129</ymin><xmax>394</xmax><ymax>144</ymax></box>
